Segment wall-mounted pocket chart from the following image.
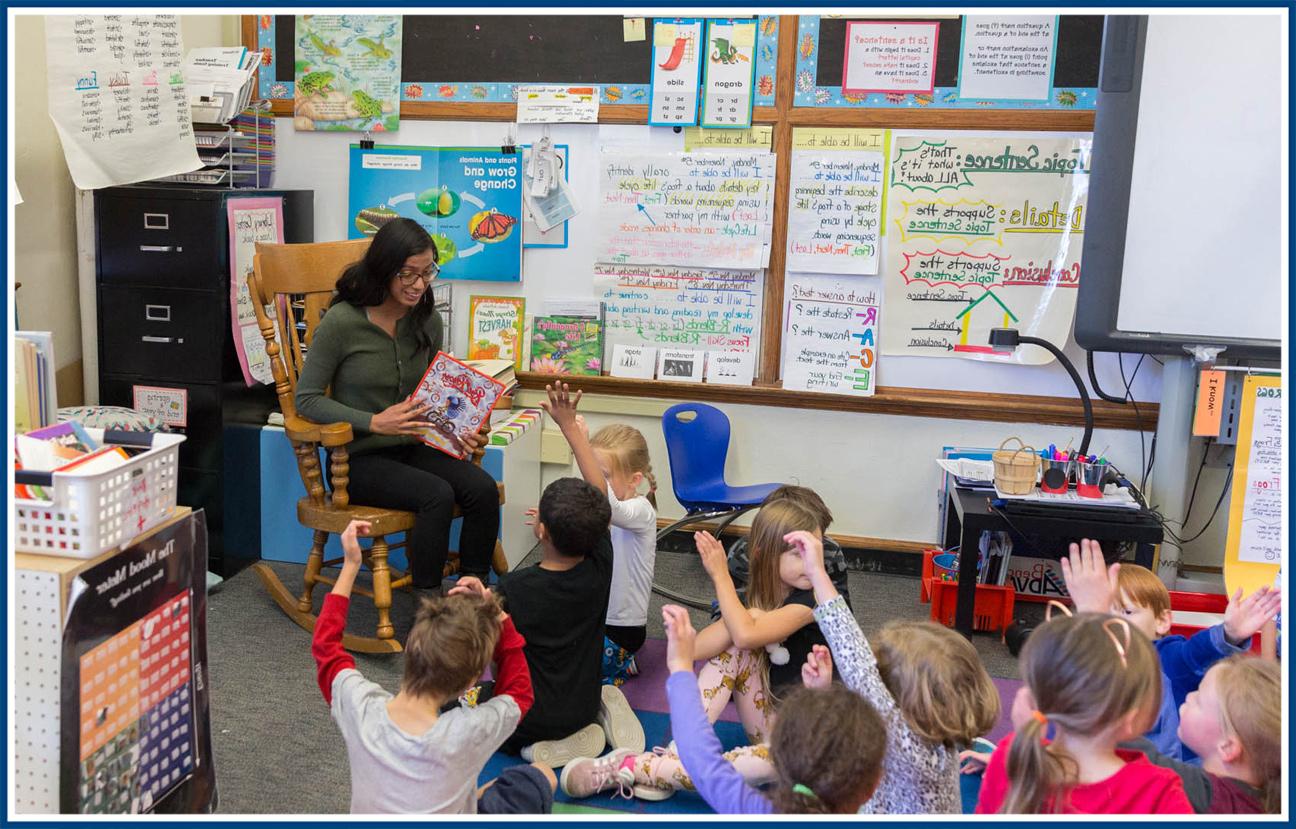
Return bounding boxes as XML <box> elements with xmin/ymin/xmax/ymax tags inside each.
<box><xmin>649</xmin><ymin>19</ymin><xmax>704</xmax><ymax>126</ymax></box>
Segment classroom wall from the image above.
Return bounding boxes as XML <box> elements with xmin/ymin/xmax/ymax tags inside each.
<box><xmin>12</xmin><ymin>14</ymin><xmax>239</xmax><ymax>406</ymax></box>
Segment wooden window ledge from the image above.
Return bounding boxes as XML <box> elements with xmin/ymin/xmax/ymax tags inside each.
<box><xmin>516</xmin><ymin>372</ymin><xmax>1156</xmax><ymax>432</ymax></box>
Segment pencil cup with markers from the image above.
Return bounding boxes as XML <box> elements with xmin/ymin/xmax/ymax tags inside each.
<box><xmin>1039</xmin><ymin>455</ymin><xmax>1073</xmax><ymax>494</ymax></box>
<box><xmin>1075</xmin><ymin>460</ymin><xmax>1108</xmax><ymax>499</ymax></box>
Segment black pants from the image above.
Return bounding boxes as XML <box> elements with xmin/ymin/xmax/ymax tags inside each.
<box><xmin>345</xmin><ymin>443</ymin><xmax>499</xmax><ymax>587</ymax></box>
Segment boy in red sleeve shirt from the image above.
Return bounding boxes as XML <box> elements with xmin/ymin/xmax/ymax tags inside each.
<box><xmin>312</xmin><ymin>520</ymin><xmax>554</xmax><ymax>814</ymax></box>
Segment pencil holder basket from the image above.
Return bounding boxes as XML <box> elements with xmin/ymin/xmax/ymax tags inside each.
<box><xmin>992</xmin><ymin>437</ymin><xmax>1039</xmax><ymax>495</ymax></box>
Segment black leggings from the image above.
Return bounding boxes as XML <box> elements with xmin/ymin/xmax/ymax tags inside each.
<box><xmin>345</xmin><ymin>443</ymin><xmax>499</xmax><ymax>587</ymax></box>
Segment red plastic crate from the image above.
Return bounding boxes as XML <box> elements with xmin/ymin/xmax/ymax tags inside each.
<box><xmin>929</xmin><ymin>579</ymin><xmax>1016</xmax><ymax>637</ymax></box>
<box><xmin>1168</xmin><ymin>590</ymin><xmax>1263</xmax><ymax>654</ymax></box>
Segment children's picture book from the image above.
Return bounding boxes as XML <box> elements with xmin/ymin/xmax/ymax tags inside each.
<box><xmin>467</xmin><ymin>295</ymin><xmax>526</xmax><ymax>368</ymax></box>
<box><xmin>529</xmin><ymin>315</ymin><xmax>605</xmax><ymax>376</ymax></box>
<box><xmin>409</xmin><ymin>352</ymin><xmax>506</xmax><ymax>460</ymax></box>
<box><xmin>16</xmin><ymin>421</ymin><xmax>99</xmax><ymax>471</ymax></box>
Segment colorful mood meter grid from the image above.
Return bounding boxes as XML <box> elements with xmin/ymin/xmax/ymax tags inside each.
<box><xmin>78</xmin><ymin>591</ymin><xmax>193</xmax><ymax>814</ymax></box>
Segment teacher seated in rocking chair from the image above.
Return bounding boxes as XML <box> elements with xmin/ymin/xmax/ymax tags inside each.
<box><xmin>295</xmin><ymin>218</ymin><xmax>498</xmax><ymax>600</ymax></box>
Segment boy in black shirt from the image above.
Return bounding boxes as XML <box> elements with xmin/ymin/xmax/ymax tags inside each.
<box><xmin>498</xmin><ymin>477</ymin><xmax>645</xmax><ymax>766</ymax></box>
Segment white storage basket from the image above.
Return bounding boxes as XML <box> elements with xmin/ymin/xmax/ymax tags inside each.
<box><xmin>14</xmin><ymin>430</ymin><xmax>185</xmax><ymax>558</ymax></box>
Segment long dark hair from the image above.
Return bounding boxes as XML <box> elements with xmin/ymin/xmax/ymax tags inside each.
<box><xmin>333</xmin><ymin>218</ymin><xmax>439</xmax><ymax>351</ymax></box>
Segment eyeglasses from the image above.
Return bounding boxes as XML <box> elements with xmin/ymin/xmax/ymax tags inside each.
<box><xmin>396</xmin><ymin>262</ymin><xmax>440</xmax><ymax>286</ymax></box>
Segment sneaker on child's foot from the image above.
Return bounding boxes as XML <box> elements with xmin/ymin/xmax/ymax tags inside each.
<box><xmin>521</xmin><ymin>723</ymin><xmax>606</xmax><ymax>768</ymax></box>
<box><xmin>559</xmin><ymin>748</ymin><xmax>637</xmax><ymax>798</ymax></box>
<box><xmin>632</xmin><ymin>784</ymin><xmax>674</xmax><ymax>801</ymax></box>
<box><xmin>597</xmin><ymin>684</ymin><xmax>646</xmax><ymax>753</ymax></box>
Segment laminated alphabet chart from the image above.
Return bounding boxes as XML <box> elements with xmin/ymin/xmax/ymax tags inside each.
<box><xmin>786</xmin><ymin>150</ymin><xmax>885</xmax><ymax>275</ymax></box>
<box><xmin>44</xmin><ymin>15</ymin><xmax>200</xmax><ymax>189</ymax></box>
<box><xmin>594</xmin><ymin>263</ymin><xmax>762</xmax><ymax>356</ymax></box>
<box><xmin>881</xmin><ymin>134</ymin><xmax>1090</xmax><ymax>363</ymax></box>
<box><xmin>595</xmin><ymin>150</ymin><xmax>775</xmax><ymax>269</ymax></box>
<box><xmin>700</xmin><ymin>19</ymin><xmax>758</xmax><ymax>128</ymax></box>
<box><xmin>782</xmin><ymin>273</ymin><xmax>880</xmax><ymax>396</ymax></box>
<box><xmin>649</xmin><ymin>19</ymin><xmax>704</xmax><ymax>126</ymax></box>
<box><xmin>348</xmin><ymin>145</ymin><xmax>522</xmax><ymax>282</ymax></box>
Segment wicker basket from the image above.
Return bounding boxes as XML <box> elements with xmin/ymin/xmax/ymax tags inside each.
<box><xmin>992</xmin><ymin>437</ymin><xmax>1039</xmax><ymax>495</ymax></box>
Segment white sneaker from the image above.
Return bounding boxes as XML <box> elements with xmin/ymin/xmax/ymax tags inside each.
<box><xmin>559</xmin><ymin>748</ymin><xmax>637</xmax><ymax>798</ymax></box>
<box><xmin>632</xmin><ymin>784</ymin><xmax>674</xmax><ymax>801</ymax></box>
<box><xmin>520</xmin><ymin>723</ymin><xmax>606</xmax><ymax>768</ymax></box>
<box><xmin>597</xmin><ymin>684</ymin><xmax>646</xmax><ymax>753</ymax></box>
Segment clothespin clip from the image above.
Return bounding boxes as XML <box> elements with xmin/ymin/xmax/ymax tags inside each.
<box><xmin>360</xmin><ymin>130</ymin><xmax>374</xmax><ymax>150</ymax></box>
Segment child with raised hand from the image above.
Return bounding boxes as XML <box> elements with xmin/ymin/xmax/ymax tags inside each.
<box><xmin>1061</xmin><ymin>539</ymin><xmax>1281</xmax><ymax>761</ymax></box>
<box><xmin>788</xmin><ymin>529</ymin><xmax>1000</xmax><ymax>814</ymax></box>
<box><xmin>975</xmin><ymin>610</ymin><xmax>1192</xmax><ymax>814</ymax></box>
<box><xmin>540</xmin><ymin>381</ymin><xmax>658</xmax><ymax>688</ymax></box>
<box><xmin>560</xmin><ymin>605</ymin><xmax>888</xmax><ymax>814</ymax></box>
<box><xmin>311</xmin><ymin>520</ymin><xmax>554</xmax><ymax>814</ymax></box>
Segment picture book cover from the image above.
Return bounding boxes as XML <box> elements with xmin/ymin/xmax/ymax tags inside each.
<box><xmin>529</xmin><ymin>315</ymin><xmax>605</xmax><ymax>376</ymax></box>
<box><xmin>467</xmin><ymin>295</ymin><xmax>526</xmax><ymax>368</ymax></box>
<box><xmin>409</xmin><ymin>351</ymin><xmax>506</xmax><ymax>459</ymax></box>
<box><xmin>16</xmin><ymin>421</ymin><xmax>99</xmax><ymax>471</ymax></box>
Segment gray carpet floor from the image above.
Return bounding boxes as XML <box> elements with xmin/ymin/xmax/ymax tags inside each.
<box><xmin>206</xmin><ymin>546</ymin><xmax>1038</xmax><ymax>813</ymax></box>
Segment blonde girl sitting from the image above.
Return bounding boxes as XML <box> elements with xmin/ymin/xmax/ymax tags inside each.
<box><xmin>789</xmin><ymin>529</ymin><xmax>1000</xmax><ymax>814</ymax></box>
<box><xmin>541</xmin><ymin>383</ymin><xmax>658</xmax><ymax>689</ymax></box>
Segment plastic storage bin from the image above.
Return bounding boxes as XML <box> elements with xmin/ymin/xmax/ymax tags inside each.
<box><xmin>929</xmin><ymin>579</ymin><xmax>1016</xmax><ymax>637</ymax></box>
<box><xmin>14</xmin><ymin>430</ymin><xmax>185</xmax><ymax>558</ymax></box>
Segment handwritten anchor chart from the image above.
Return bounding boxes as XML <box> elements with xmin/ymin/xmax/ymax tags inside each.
<box><xmin>786</xmin><ymin>130</ymin><xmax>886</xmax><ymax>274</ymax></box>
<box><xmin>595</xmin><ymin>150</ymin><xmax>776</xmax><ymax>270</ymax></box>
<box><xmin>348</xmin><ymin>145</ymin><xmax>522</xmax><ymax>282</ymax></box>
<box><xmin>782</xmin><ymin>274</ymin><xmax>881</xmax><ymax>396</ymax></box>
<box><xmin>881</xmin><ymin>134</ymin><xmax>1091</xmax><ymax>363</ymax></box>
<box><xmin>45</xmin><ymin>15</ymin><xmax>201</xmax><ymax>189</ymax></box>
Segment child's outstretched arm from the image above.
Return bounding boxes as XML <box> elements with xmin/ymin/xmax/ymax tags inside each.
<box><xmin>697</xmin><ymin>530</ymin><xmax>813</xmax><ymax>650</ymax></box>
<box><xmin>1060</xmin><ymin>539</ymin><xmax>1119</xmax><ymax>613</ymax></box>
<box><xmin>540</xmin><ymin>381</ymin><xmax>608</xmax><ymax>496</ymax></box>
<box><xmin>787</xmin><ymin>530</ymin><xmax>897</xmax><ymax>714</ymax></box>
<box><xmin>662</xmin><ymin>605</ymin><xmax>772</xmax><ymax>814</ymax></box>
<box><xmin>311</xmin><ymin>520</ymin><xmax>369</xmax><ymax>704</ymax></box>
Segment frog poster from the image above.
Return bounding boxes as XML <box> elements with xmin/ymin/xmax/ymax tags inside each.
<box><xmin>348</xmin><ymin>145</ymin><xmax>524</xmax><ymax>282</ymax></box>
<box><xmin>294</xmin><ymin>15</ymin><xmax>401</xmax><ymax>132</ymax></box>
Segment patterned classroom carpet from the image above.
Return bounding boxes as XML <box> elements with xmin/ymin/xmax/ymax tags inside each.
<box><xmin>475</xmin><ymin>638</ymin><xmax>1024</xmax><ymax>815</ymax></box>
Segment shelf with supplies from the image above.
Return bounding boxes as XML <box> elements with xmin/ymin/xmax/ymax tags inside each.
<box><xmin>153</xmin><ymin>101</ymin><xmax>275</xmax><ymax>189</ymax></box>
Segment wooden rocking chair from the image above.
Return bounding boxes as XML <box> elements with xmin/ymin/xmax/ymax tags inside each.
<box><xmin>247</xmin><ymin>238</ymin><xmax>508</xmax><ymax>653</ymax></box>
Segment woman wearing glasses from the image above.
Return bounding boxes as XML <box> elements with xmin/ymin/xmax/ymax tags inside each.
<box><xmin>295</xmin><ymin>218</ymin><xmax>499</xmax><ymax>599</ymax></box>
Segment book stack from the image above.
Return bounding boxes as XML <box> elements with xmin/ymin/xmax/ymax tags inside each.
<box><xmin>184</xmin><ymin>46</ymin><xmax>260</xmax><ymax>125</ymax></box>
<box><xmin>465</xmin><ymin>359</ymin><xmax>518</xmax><ymax>407</ymax></box>
<box><xmin>489</xmin><ymin>408</ymin><xmax>543</xmax><ymax>446</ymax></box>
<box><xmin>14</xmin><ymin>422</ymin><xmax>132</xmax><ymax>499</ymax></box>
<box><xmin>14</xmin><ymin>331</ymin><xmax>56</xmax><ymax>433</ymax></box>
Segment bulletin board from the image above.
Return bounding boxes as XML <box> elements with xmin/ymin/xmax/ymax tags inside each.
<box><xmin>253</xmin><ymin>14</ymin><xmax>780</xmax><ymax>109</ymax></box>
<box><xmin>245</xmin><ymin>14</ymin><xmax>1159</xmax><ymax>430</ymax></box>
<box><xmin>794</xmin><ymin>15</ymin><xmax>1102</xmax><ymax>109</ymax></box>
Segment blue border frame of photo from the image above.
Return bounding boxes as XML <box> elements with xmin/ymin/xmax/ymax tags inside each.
<box><xmin>793</xmin><ymin>15</ymin><xmax>1096</xmax><ymax>110</ymax></box>
<box><xmin>255</xmin><ymin>15</ymin><xmax>780</xmax><ymax>110</ymax></box>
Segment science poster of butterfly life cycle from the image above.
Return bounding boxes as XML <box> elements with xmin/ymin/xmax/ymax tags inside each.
<box><xmin>348</xmin><ymin>145</ymin><xmax>523</xmax><ymax>282</ymax></box>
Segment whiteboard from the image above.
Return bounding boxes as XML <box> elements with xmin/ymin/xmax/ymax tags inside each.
<box><xmin>272</xmin><ymin>119</ymin><xmax>1163</xmax><ymax>402</ymax></box>
<box><xmin>1116</xmin><ymin>15</ymin><xmax>1283</xmax><ymax>342</ymax></box>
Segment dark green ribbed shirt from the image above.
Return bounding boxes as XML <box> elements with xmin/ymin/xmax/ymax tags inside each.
<box><xmin>294</xmin><ymin>301</ymin><xmax>443</xmax><ymax>456</ymax></box>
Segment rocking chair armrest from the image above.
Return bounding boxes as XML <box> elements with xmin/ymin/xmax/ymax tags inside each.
<box><xmin>284</xmin><ymin>413</ymin><xmax>355</xmax><ymax>449</ymax></box>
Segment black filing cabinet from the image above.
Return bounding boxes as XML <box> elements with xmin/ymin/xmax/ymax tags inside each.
<box><xmin>95</xmin><ymin>185</ymin><xmax>313</xmax><ymax>577</ymax></box>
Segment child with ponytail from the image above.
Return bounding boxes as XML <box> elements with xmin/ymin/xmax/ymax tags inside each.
<box><xmin>541</xmin><ymin>383</ymin><xmax>658</xmax><ymax>688</ymax></box>
<box><xmin>976</xmin><ymin>610</ymin><xmax>1193</xmax><ymax>814</ymax></box>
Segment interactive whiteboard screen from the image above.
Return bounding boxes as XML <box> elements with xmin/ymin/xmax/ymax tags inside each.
<box><xmin>1115</xmin><ymin>15</ymin><xmax>1282</xmax><ymax>343</ymax></box>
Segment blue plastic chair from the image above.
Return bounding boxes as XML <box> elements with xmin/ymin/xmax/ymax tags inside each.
<box><xmin>655</xmin><ymin>403</ymin><xmax>784</xmax><ymax>607</ymax></box>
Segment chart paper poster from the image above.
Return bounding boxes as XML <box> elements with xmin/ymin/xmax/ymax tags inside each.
<box><xmin>60</xmin><ymin>512</ymin><xmax>214</xmax><ymax>814</ymax></box>
<box><xmin>467</xmin><ymin>295</ymin><xmax>525</xmax><ymax>368</ymax></box>
<box><xmin>515</xmin><ymin>85</ymin><xmax>599</xmax><ymax>124</ymax></box>
<box><xmin>294</xmin><ymin>15</ymin><xmax>401</xmax><ymax>132</ymax></box>
<box><xmin>842</xmin><ymin>21</ymin><xmax>939</xmax><ymax>94</ymax></box>
<box><xmin>882</xmin><ymin>135</ymin><xmax>1090</xmax><ymax>363</ymax></box>
<box><xmin>787</xmin><ymin>151</ymin><xmax>885</xmax><ymax>275</ymax></box>
<box><xmin>595</xmin><ymin>150</ymin><xmax>775</xmax><ymax>269</ymax></box>
<box><xmin>782</xmin><ymin>273</ymin><xmax>880</xmax><ymax>397</ymax></box>
<box><xmin>226</xmin><ymin>197</ymin><xmax>283</xmax><ymax>385</ymax></box>
<box><xmin>349</xmin><ymin>146</ymin><xmax>522</xmax><ymax>282</ymax></box>
<box><xmin>594</xmin><ymin>263</ymin><xmax>762</xmax><ymax>356</ymax></box>
<box><xmin>1226</xmin><ymin>376</ymin><xmax>1283</xmax><ymax>567</ymax></box>
<box><xmin>45</xmin><ymin>15</ymin><xmax>200</xmax><ymax>190</ymax></box>
<box><xmin>958</xmin><ymin>16</ymin><xmax>1057</xmax><ymax>101</ymax></box>
<box><xmin>700</xmin><ymin>19</ymin><xmax>758</xmax><ymax>128</ymax></box>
